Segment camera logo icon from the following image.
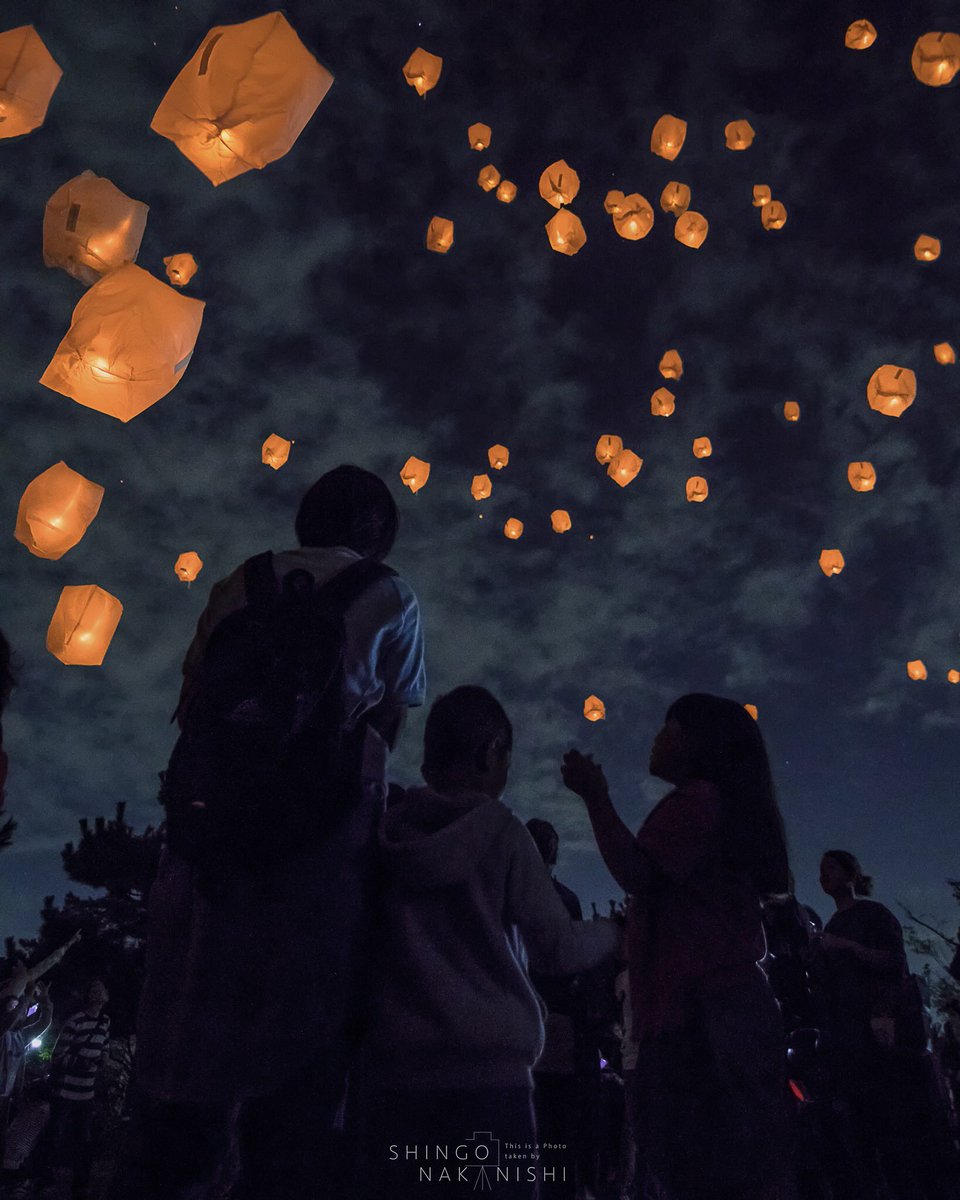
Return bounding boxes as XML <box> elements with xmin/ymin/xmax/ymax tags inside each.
<box><xmin>462</xmin><ymin>1131</ymin><xmax>500</xmax><ymax>1166</ymax></box>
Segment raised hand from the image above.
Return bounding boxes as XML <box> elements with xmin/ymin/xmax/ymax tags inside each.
<box><xmin>561</xmin><ymin>749</ymin><xmax>608</xmax><ymax>804</ymax></box>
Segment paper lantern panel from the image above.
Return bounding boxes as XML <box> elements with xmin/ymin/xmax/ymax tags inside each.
<box><xmin>651</xmin><ymin>387</ymin><xmax>675</xmax><ymax>417</ymax></box>
<box><xmin>46</xmin><ymin>585</ymin><xmax>123</xmax><ymax>666</ymax></box>
<box><xmin>400</xmin><ymin>456</ymin><xmax>430</xmax><ymax>493</ymax></box>
<box><xmin>724</xmin><ymin>120</ymin><xmax>755</xmax><ymax>150</ymax></box>
<box><xmin>164</xmin><ymin>253</ymin><xmax>198</xmax><ymax>286</ymax></box>
<box><xmin>752</xmin><ymin>185</ymin><xmax>771</xmax><ymax>207</ymax></box>
<box><xmin>933</xmin><ymin>342</ymin><xmax>955</xmax><ymax>364</ymax></box>
<box><xmin>783</xmin><ymin>401</ymin><xmax>800</xmax><ymax>421</ymax></box>
<box><xmin>761</xmin><ymin>201</ymin><xmax>788</xmax><ymax>230</ymax></box>
<box><xmin>503</xmin><ymin>518</ymin><xmax>523</xmax><ymax>539</ymax></box>
<box><xmin>478</xmin><ymin>165</ymin><xmax>501</xmax><ymax>192</ymax></box>
<box><xmin>43</xmin><ymin>172</ymin><xmax>148</xmax><ymax>285</ymax></box>
<box><xmin>471</xmin><ymin>474</ymin><xmax>492</xmax><ymax>500</ymax></box>
<box><xmin>604</xmin><ymin>190</ymin><xmax>626</xmax><ymax>216</ymax></box>
<box><xmin>847</xmin><ymin>462</ymin><xmax>876</xmax><ymax>492</ymax></box>
<box><xmin>914</xmin><ymin>235</ymin><xmax>941</xmax><ymax>262</ymax></box>
<box><xmin>659</xmin><ymin>350</ymin><xmax>683</xmax><ymax>380</ymax></box>
<box><xmin>496</xmin><ymin>180</ymin><xmax>517</xmax><ymax>204</ymax></box>
<box><xmin>660</xmin><ymin>182</ymin><xmax>691</xmax><ymax>216</ymax></box>
<box><xmin>692</xmin><ymin>437</ymin><xmax>712</xmax><ymax>458</ymax></box>
<box><xmin>867</xmin><ymin>365</ymin><xmax>916</xmax><ymax>418</ymax></box>
<box><xmin>906</xmin><ymin>659</ymin><xmax>927</xmax><ymax>681</ymax></box>
<box><xmin>911</xmin><ymin>32</ymin><xmax>960</xmax><ymax>87</ymax></box>
<box><xmin>550</xmin><ymin>509</ymin><xmax>572</xmax><ymax>533</ymax></box>
<box><xmin>686</xmin><ymin>476</ymin><xmax>708</xmax><ymax>503</ymax></box>
<box><xmin>948</xmin><ymin>669</ymin><xmax>960</xmax><ymax>684</ymax></box>
<box><xmin>15</xmin><ymin>462</ymin><xmax>104</xmax><ymax>560</ymax></box>
<box><xmin>546</xmin><ymin>210</ymin><xmax>586</xmax><ymax>255</ymax></box>
<box><xmin>819</xmin><ymin>549</ymin><xmax>845</xmax><ymax>576</ymax></box>
<box><xmin>845</xmin><ymin>20</ymin><xmax>877</xmax><ymax>49</ymax></box>
<box><xmin>613</xmin><ymin>194</ymin><xmax>653</xmax><ymax>241</ymax></box>
<box><xmin>675</xmin><ymin>211</ymin><xmax>708</xmax><ymax>248</ymax></box>
<box><xmin>538</xmin><ymin>160</ymin><xmax>580</xmax><ymax>209</ymax></box>
<box><xmin>608</xmin><ymin>449</ymin><xmax>642</xmax><ymax>487</ymax></box>
<box><xmin>403</xmin><ymin>47</ymin><xmax>442</xmax><ymax>96</ymax></box>
<box><xmin>595</xmin><ymin>435</ymin><xmax>623</xmax><ymax>464</ymax></box>
<box><xmin>175</xmin><ymin>552</ymin><xmax>204</xmax><ymax>582</ymax></box>
<box><xmin>262</xmin><ymin>434</ymin><xmax>292</xmax><ymax>469</ymax></box>
<box><xmin>651</xmin><ymin>114</ymin><xmax>686</xmax><ymax>161</ymax></box>
<box><xmin>0</xmin><ymin>25</ymin><xmax>62</xmax><ymax>139</ymax></box>
<box><xmin>584</xmin><ymin>695</ymin><xmax>605</xmax><ymax>721</ymax></box>
<box><xmin>468</xmin><ymin>122</ymin><xmax>491</xmax><ymax>151</ymax></box>
<box><xmin>426</xmin><ymin>216</ymin><xmax>454</xmax><ymax>254</ymax></box>
<box><xmin>488</xmin><ymin>444</ymin><xmax>509</xmax><ymax>470</ymax></box>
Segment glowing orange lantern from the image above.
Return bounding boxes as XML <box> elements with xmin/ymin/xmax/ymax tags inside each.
<box><xmin>914</xmin><ymin>235</ymin><xmax>941</xmax><ymax>262</ymax></box>
<box><xmin>613</xmin><ymin>194</ymin><xmax>654</xmax><ymax>241</ymax></box>
<box><xmin>686</xmin><ymin>476</ymin><xmax>708</xmax><ymax>503</ymax></box>
<box><xmin>0</xmin><ymin>26</ymin><xmax>62</xmax><ymax>139</ymax></box>
<box><xmin>426</xmin><ymin>216</ymin><xmax>454</xmax><ymax>254</ymax></box>
<box><xmin>911</xmin><ymin>32</ymin><xmax>960</xmax><ymax>87</ymax></box>
<box><xmin>675</xmin><ymin>211</ymin><xmax>708</xmax><ymax>248</ymax></box>
<box><xmin>174</xmin><ymin>552</ymin><xmax>203</xmax><ymax>582</ymax></box>
<box><xmin>15</xmin><ymin>462</ymin><xmax>104</xmax><ymax>560</ymax></box>
<box><xmin>262</xmin><ymin>434</ymin><xmax>292</xmax><ymax>469</ymax></box>
<box><xmin>538</xmin><ymin>159</ymin><xmax>580</xmax><ymax>208</ymax></box>
<box><xmin>692</xmin><ymin>437</ymin><xmax>712</xmax><ymax>458</ymax></box>
<box><xmin>468</xmin><ymin>122</ymin><xmax>491</xmax><ymax>151</ymax></box>
<box><xmin>40</xmin><ymin>263</ymin><xmax>205</xmax><ymax>422</ymax></box>
<box><xmin>584</xmin><ymin>695</ymin><xmax>605</xmax><ymax>721</ymax></box>
<box><xmin>660</xmin><ymin>182</ymin><xmax>691</xmax><ymax>216</ymax></box>
<box><xmin>608</xmin><ymin>449</ymin><xmax>643</xmax><ymax>487</ymax></box>
<box><xmin>504</xmin><ymin>518</ymin><xmax>523</xmax><ymax>539</ymax></box>
<box><xmin>403</xmin><ymin>47</ymin><xmax>442</xmax><ymax>96</ymax></box>
<box><xmin>847</xmin><ymin>462</ymin><xmax>877</xmax><ymax>492</ymax></box>
<box><xmin>752</xmin><ymin>184</ymin><xmax>771</xmax><ymax>207</ymax></box>
<box><xmin>659</xmin><ymin>349</ymin><xmax>683</xmax><ymax>380</ymax></box>
<box><xmin>471</xmin><ymin>474</ymin><xmax>492</xmax><ymax>500</ymax></box>
<box><xmin>906</xmin><ymin>660</ymin><xmax>927</xmax><ymax>681</ymax></box>
<box><xmin>867</xmin><ymin>365</ymin><xmax>916</xmax><ymax>418</ymax></box>
<box><xmin>934</xmin><ymin>342</ymin><xmax>955</xmax><ymax>364</ymax></box>
<box><xmin>151</xmin><ymin>13</ymin><xmax>333</xmax><ymax>186</ymax></box>
<box><xmin>164</xmin><ymin>253</ymin><xmax>198</xmax><ymax>287</ymax></box>
<box><xmin>400</xmin><ymin>456</ymin><xmax>430</xmax><ymax>493</ymax></box>
<box><xmin>651</xmin><ymin>387</ymin><xmax>676</xmax><ymax>417</ymax></box>
<box><xmin>761</xmin><ymin>201</ymin><xmax>787</xmax><ymax>230</ymax></box>
<box><xmin>604</xmin><ymin>190</ymin><xmax>626</xmax><ymax>216</ymax></box>
<box><xmin>46</xmin><ymin>585</ymin><xmax>123</xmax><ymax>666</ymax></box>
<box><xmin>651</xmin><ymin>114</ymin><xmax>686</xmax><ymax>161</ymax></box>
<box><xmin>845</xmin><ymin>20</ymin><xmax>877</xmax><ymax>49</ymax></box>
<box><xmin>595</xmin><ymin>435</ymin><xmax>623</xmax><ymax>464</ymax></box>
<box><xmin>725</xmin><ymin>120</ymin><xmax>755</xmax><ymax>150</ymax></box>
<box><xmin>744</xmin><ymin>704</ymin><xmax>759</xmax><ymax>721</ymax></box>
<box><xmin>819</xmin><ymin>549</ymin><xmax>845</xmax><ymax>576</ymax></box>
<box><xmin>496</xmin><ymin>180</ymin><xmax>517</xmax><ymax>204</ymax></box>
<box><xmin>948</xmin><ymin>669</ymin><xmax>960</xmax><ymax>684</ymax></box>
<box><xmin>488</xmin><ymin>444</ymin><xmax>509</xmax><ymax>470</ymax></box>
<box><xmin>783</xmin><ymin>401</ymin><xmax>800</xmax><ymax>421</ymax></box>
<box><xmin>546</xmin><ymin>209</ymin><xmax>586</xmax><ymax>255</ymax></box>
<box><xmin>43</xmin><ymin>172</ymin><xmax>149</xmax><ymax>285</ymax></box>
<box><xmin>551</xmin><ymin>509</ymin><xmax>572</xmax><ymax>533</ymax></box>
<box><xmin>478</xmin><ymin>165</ymin><xmax>501</xmax><ymax>192</ymax></box>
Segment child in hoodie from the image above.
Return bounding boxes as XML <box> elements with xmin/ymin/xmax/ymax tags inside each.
<box><xmin>352</xmin><ymin>686</ymin><xmax>621</xmax><ymax>1199</ymax></box>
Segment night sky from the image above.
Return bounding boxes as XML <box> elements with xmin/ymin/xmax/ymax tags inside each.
<box><xmin>1</xmin><ymin>0</ymin><xmax>958</xmax><ymax>953</ymax></box>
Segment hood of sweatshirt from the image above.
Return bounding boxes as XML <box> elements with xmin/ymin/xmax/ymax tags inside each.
<box><xmin>379</xmin><ymin>785</ymin><xmax>516</xmax><ymax>891</ymax></box>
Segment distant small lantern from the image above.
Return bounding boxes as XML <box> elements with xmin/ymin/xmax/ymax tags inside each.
<box><xmin>613</xmin><ymin>193</ymin><xmax>654</xmax><ymax>241</ymax></box>
<box><xmin>595</xmin><ymin>435</ymin><xmax>623</xmax><ymax>464</ymax></box>
<box><xmin>867</xmin><ymin>364</ymin><xmax>916</xmax><ymax>418</ymax></box>
<box><xmin>151</xmin><ymin>12</ymin><xmax>334</xmax><ymax>186</ymax></box>
<box><xmin>604</xmin><ymin>190</ymin><xmax>626</xmax><ymax>216</ymax></box>
<box><xmin>164</xmin><ymin>253</ymin><xmax>198</xmax><ymax>286</ymax></box>
<box><xmin>496</xmin><ymin>180</ymin><xmax>517</xmax><ymax>204</ymax></box>
<box><xmin>400</xmin><ymin>456</ymin><xmax>430</xmax><ymax>493</ymax></box>
<box><xmin>783</xmin><ymin>401</ymin><xmax>800</xmax><ymax>421</ymax></box>
<box><xmin>659</xmin><ymin>349</ymin><xmax>683</xmax><ymax>380</ymax></box>
<box><xmin>685</xmin><ymin>475</ymin><xmax>709</xmax><ymax>502</ymax></box>
<box><xmin>692</xmin><ymin>437</ymin><xmax>712</xmax><ymax>458</ymax></box>
<box><xmin>847</xmin><ymin>461</ymin><xmax>877</xmax><ymax>492</ymax></box>
<box><xmin>551</xmin><ymin>509</ymin><xmax>572</xmax><ymax>533</ymax></box>
<box><xmin>660</xmin><ymin>181</ymin><xmax>691</xmax><ymax>216</ymax></box>
<box><xmin>675</xmin><ymin>211</ymin><xmax>708</xmax><ymax>248</ymax></box>
<box><xmin>43</xmin><ymin>172</ymin><xmax>149</xmax><ymax>285</ymax></box>
<box><xmin>538</xmin><ymin>159</ymin><xmax>580</xmax><ymax>208</ymax></box>
<box><xmin>174</xmin><ymin>552</ymin><xmax>203</xmax><ymax>582</ymax></box>
<box><xmin>934</xmin><ymin>342</ymin><xmax>956</xmax><ymax>364</ymax></box>
<box><xmin>651</xmin><ymin>114</ymin><xmax>687</xmax><ymax>161</ymax></box>
<box><xmin>0</xmin><ymin>25</ymin><xmax>63</xmax><ymax>139</ymax></box>
<box><xmin>471</xmin><ymin>474</ymin><xmax>492</xmax><ymax>500</ymax></box>
<box><xmin>403</xmin><ymin>47</ymin><xmax>442</xmax><ymax>96</ymax></box>
<box><xmin>546</xmin><ymin>209</ymin><xmax>586</xmax><ymax>255</ymax></box>
<box><xmin>651</xmin><ymin>387</ymin><xmax>676</xmax><ymax>417</ymax></box>
<box><xmin>914</xmin><ymin>235</ymin><xmax>941</xmax><ymax>262</ymax></box>
<box><xmin>906</xmin><ymin>659</ymin><xmax>928</xmax><ymax>681</ymax></box>
<box><xmin>504</xmin><ymin>517</ymin><xmax>523</xmax><ymax>539</ymax></box>
<box><xmin>426</xmin><ymin>216</ymin><xmax>454</xmax><ymax>254</ymax></box>
<box><xmin>468</xmin><ymin>122</ymin><xmax>491</xmax><ymax>151</ymax></box>
<box><xmin>15</xmin><ymin>462</ymin><xmax>104</xmax><ymax>561</ymax></box>
<box><xmin>743</xmin><ymin>704</ymin><xmax>759</xmax><ymax>721</ymax></box>
<box><xmin>819</xmin><ymin>549</ymin><xmax>845</xmax><ymax>576</ymax></box>
<box><xmin>752</xmin><ymin>184</ymin><xmax>771</xmax><ymax>207</ymax></box>
<box><xmin>46</xmin><ymin>585</ymin><xmax>123</xmax><ymax>666</ymax></box>
<box><xmin>584</xmin><ymin>695</ymin><xmax>606</xmax><ymax>721</ymax></box>
<box><xmin>948</xmin><ymin>669</ymin><xmax>960</xmax><ymax>684</ymax></box>
<box><xmin>478</xmin><ymin>164</ymin><xmax>501</xmax><ymax>192</ymax></box>
<box><xmin>911</xmin><ymin>32</ymin><xmax>960</xmax><ymax>88</ymax></box>
<box><xmin>845</xmin><ymin>20</ymin><xmax>877</xmax><ymax>49</ymax></box>
<box><xmin>488</xmin><ymin>444</ymin><xmax>509</xmax><ymax>470</ymax></box>
<box><xmin>724</xmin><ymin>120</ymin><xmax>755</xmax><ymax>150</ymax></box>
<box><xmin>262</xmin><ymin>434</ymin><xmax>292</xmax><ymax>469</ymax></box>
<box><xmin>607</xmin><ymin>449</ymin><xmax>643</xmax><ymax>487</ymax></box>
<box><xmin>761</xmin><ymin>201</ymin><xmax>787</xmax><ymax>230</ymax></box>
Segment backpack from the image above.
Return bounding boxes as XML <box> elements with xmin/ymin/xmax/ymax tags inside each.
<box><xmin>159</xmin><ymin>552</ymin><xmax>396</xmax><ymax>881</ymax></box>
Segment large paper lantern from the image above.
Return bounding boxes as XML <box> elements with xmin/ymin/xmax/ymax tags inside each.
<box><xmin>724</xmin><ymin>120</ymin><xmax>755</xmax><ymax>150</ymax></box>
<box><xmin>43</xmin><ymin>172</ymin><xmax>149</xmax><ymax>286</ymax></box>
<box><xmin>934</xmin><ymin>342</ymin><xmax>956</xmax><ymax>364</ymax></box>
<box><xmin>0</xmin><ymin>26</ymin><xmax>62</xmax><ymax>139</ymax></box>
<box><xmin>496</xmin><ymin>180</ymin><xmax>517</xmax><ymax>204</ymax></box>
<box><xmin>40</xmin><ymin>264</ymin><xmax>205</xmax><ymax>422</ymax></box>
<box><xmin>651</xmin><ymin>114</ymin><xmax>686</xmax><ymax>161</ymax></box>
<box><xmin>867</xmin><ymin>365</ymin><xmax>916</xmax><ymax>418</ymax></box>
<box><xmin>471</xmin><ymin>474</ymin><xmax>492</xmax><ymax>500</ymax></box>
<box><xmin>659</xmin><ymin>349</ymin><xmax>683</xmax><ymax>380</ymax></box>
<box><xmin>478</xmin><ymin>164</ymin><xmax>501</xmax><ymax>192</ymax></box>
<box><xmin>847</xmin><ymin>462</ymin><xmax>876</xmax><ymax>492</ymax></box>
<box><xmin>914</xmin><ymin>235</ymin><xmax>941</xmax><ymax>262</ymax></box>
<box><xmin>692</xmin><ymin>437</ymin><xmax>712</xmax><ymax>458</ymax></box>
<box><xmin>584</xmin><ymin>695</ymin><xmax>605</xmax><ymax>722</ymax></box>
<box><xmin>761</xmin><ymin>201</ymin><xmax>787</xmax><ymax>230</ymax></box>
<box><xmin>426</xmin><ymin>216</ymin><xmax>454</xmax><ymax>254</ymax></box>
<box><xmin>686</xmin><ymin>476</ymin><xmax>709</xmax><ymax>503</ymax></box>
<box><xmin>538</xmin><ymin>159</ymin><xmax>580</xmax><ymax>208</ymax></box>
<box><xmin>400</xmin><ymin>456</ymin><xmax>430</xmax><ymax>493</ymax></box>
<box><xmin>503</xmin><ymin>518</ymin><xmax>523</xmax><ymax>540</ymax></box>
<box><xmin>546</xmin><ymin>209</ymin><xmax>586</xmax><ymax>255</ymax></box>
<box><xmin>608</xmin><ymin>449</ymin><xmax>642</xmax><ymax>487</ymax></box>
<box><xmin>660</xmin><ymin>182</ymin><xmax>691</xmax><ymax>216</ymax></box>
<box><xmin>261</xmin><ymin>434</ymin><xmax>292</xmax><ymax>469</ymax></box>
<box><xmin>488</xmin><ymin>444</ymin><xmax>509</xmax><ymax>470</ymax></box>
<box><xmin>752</xmin><ymin>184</ymin><xmax>771</xmax><ymax>207</ymax></box>
<box><xmin>150</xmin><ymin>12</ymin><xmax>333</xmax><ymax>186</ymax></box>
<box><xmin>783</xmin><ymin>401</ymin><xmax>800</xmax><ymax>421</ymax></box>
<box><xmin>164</xmin><ymin>253</ymin><xmax>198</xmax><ymax>287</ymax></box>
<box><xmin>675</xmin><ymin>211</ymin><xmax>708</xmax><ymax>248</ymax></box>
<box><xmin>174</xmin><ymin>552</ymin><xmax>203</xmax><ymax>582</ymax></box>
<box><xmin>819</xmin><ymin>549</ymin><xmax>845</xmax><ymax>576</ymax></box>
<box><xmin>15</xmin><ymin>462</ymin><xmax>104</xmax><ymax>560</ymax></box>
<box><xmin>906</xmin><ymin>660</ymin><xmax>927</xmax><ymax>681</ymax></box>
<box><xmin>613</xmin><ymin>194</ymin><xmax>653</xmax><ymax>241</ymax></box>
<box><xmin>845</xmin><ymin>20</ymin><xmax>877</xmax><ymax>49</ymax></box>
<box><xmin>46</xmin><ymin>585</ymin><xmax>123</xmax><ymax>666</ymax></box>
<box><xmin>595</xmin><ymin>435</ymin><xmax>623</xmax><ymax>464</ymax></box>
<box><xmin>403</xmin><ymin>47</ymin><xmax>442</xmax><ymax>96</ymax></box>
<box><xmin>468</xmin><ymin>123</ymin><xmax>491</xmax><ymax>151</ymax></box>
<box><xmin>550</xmin><ymin>509</ymin><xmax>572</xmax><ymax>533</ymax></box>
<box><xmin>651</xmin><ymin>387</ymin><xmax>676</xmax><ymax>417</ymax></box>
<box><xmin>911</xmin><ymin>32</ymin><xmax>960</xmax><ymax>87</ymax></box>
<box><xmin>604</xmin><ymin>190</ymin><xmax>626</xmax><ymax>216</ymax></box>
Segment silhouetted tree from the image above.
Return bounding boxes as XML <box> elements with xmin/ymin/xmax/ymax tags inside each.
<box><xmin>902</xmin><ymin>880</ymin><xmax>960</xmax><ymax>1017</ymax></box>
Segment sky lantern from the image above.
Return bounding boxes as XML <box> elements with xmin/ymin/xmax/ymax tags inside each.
<box><xmin>488</xmin><ymin>444</ymin><xmax>509</xmax><ymax>470</ymax></box>
<box><xmin>845</xmin><ymin>20</ymin><xmax>877</xmax><ymax>49</ymax></box>
<box><xmin>660</xmin><ymin>182</ymin><xmax>691</xmax><ymax>216</ymax></box>
<box><xmin>819</xmin><ymin>549</ymin><xmax>845</xmax><ymax>576</ymax></box>
<box><xmin>686</xmin><ymin>476</ymin><xmax>709</xmax><ymax>503</ymax></box>
<box><xmin>743</xmin><ymin>704</ymin><xmax>759</xmax><ymax>721</ymax></box>
<box><xmin>752</xmin><ymin>184</ymin><xmax>771</xmax><ymax>207</ymax></box>
<box><xmin>0</xmin><ymin>25</ymin><xmax>62</xmax><ymax>138</ymax></box>
<box><xmin>948</xmin><ymin>669</ymin><xmax>960</xmax><ymax>684</ymax></box>
<box><xmin>675</xmin><ymin>211</ymin><xmax>708</xmax><ymax>248</ymax></box>
<box><xmin>934</xmin><ymin>342</ymin><xmax>956</xmax><ymax>364</ymax></box>
<box><xmin>550</xmin><ymin>509</ymin><xmax>572</xmax><ymax>533</ymax></box>
<box><xmin>613</xmin><ymin>194</ymin><xmax>654</xmax><ymax>241</ymax></box>
<box><xmin>546</xmin><ymin>209</ymin><xmax>586</xmax><ymax>255</ymax></box>
<box><xmin>651</xmin><ymin>387</ymin><xmax>676</xmax><ymax>416</ymax></box>
<box><xmin>692</xmin><ymin>437</ymin><xmax>712</xmax><ymax>458</ymax></box>
<box><xmin>403</xmin><ymin>47</ymin><xmax>442</xmax><ymax>96</ymax></box>
<box><xmin>724</xmin><ymin>120</ymin><xmax>755</xmax><ymax>150</ymax></box>
<box><xmin>15</xmin><ymin>462</ymin><xmax>104</xmax><ymax>561</ymax></box>
<box><xmin>478</xmin><ymin>164</ymin><xmax>501</xmax><ymax>192</ymax></box>
<box><xmin>847</xmin><ymin>461</ymin><xmax>877</xmax><ymax>492</ymax></box>
<box><xmin>174</xmin><ymin>552</ymin><xmax>203</xmax><ymax>582</ymax></box>
<box><xmin>46</xmin><ymin>585</ymin><xmax>123</xmax><ymax>667</ymax></box>
<box><xmin>650</xmin><ymin>114</ymin><xmax>687</xmax><ymax>161</ymax></box>
<box><xmin>468</xmin><ymin>122</ymin><xmax>491</xmax><ymax>151</ymax></box>
<box><xmin>583</xmin><ymin>695</ymin><xmax>605</xmax><ymax>721</ymax></box>
<box><xmin>538</xmin><ymin>159</ymin><xmax>580</xmax><ymax>208</ymax></box>
<box><xmin>783</xmin><ymin>401</ymin><xmax>800</xmax><ymax>421</ymax></box>
<box><xmin>40</xmin><ymin>263</ymin><xmax>205</xmax><ymax>423</ymax></box>
<box><xmin>659</xmin><ymin>349</ymin><xmax>683</xmax><ymax>379</ymax></box>
<box><xmin>595</xmin><ymin>435</ymin><xmax>623</xmax><ymax>464</ymax></box>
<box><xmin>906</xmin><ymin>660</ymin><xmax>928</xmax><ymax>681</ymax></box>
<box><xmin>911</xmin><ymin>32</ymin><xmax>960</xmax><ymax>87</ymax></box>
<box><xmin>914</xmin><ymin>235</ymin><xmax>941</xmax><ymax>262</ymax></box>
<box><xmin>164</xmin><ymin>253</ymin><xmax>198</xmax><ymax>287</ymax></box>
<box><xmin>400</xmin><ymin>456</ymin><xmax>430</xmax><ymax>493</ymax></box>
<box><xmin>262</xmin><ymin>434</ymin><xmax>292</xmax><ymax>469</ymax></box>
<box><xmin>496</xmin><ymin>180</ymin><xmax>517</xmax><ymax>204</ymax></box>
<box><xmin>607</xmin><ymin>449</ymin><xmax>643</xmax><ymax>487</ymax></box>
<box><xmin>503</xmin><ymin>518</ymin><xmax>523</xmax><ymax>539</ymax></box>
<box><xmin>867</xmin><ymin>364</ymin><xmax>916</xmax><ymax>418</ymax></box>
<box><xmin>426</xmin><ymin>216</ymin><xmax>454</xmax><ymax>254</ymax></box>
<box><xmin>761</xmin><ymin>200</ymin><xmax>787</xmax><ymax>230</ymax></box>
<box><xmin>150</xmin><ymin>12</ymin><xmax>333</xmax><ymax>186</ymax></box>
<box><xmin>471</xmin><ymin>474</ymin><xmax>492</xmax><ymax>500</ymax></box>
<box><xmin>604</xmin><ymin>190</ymin><xmax>626</xmax><ymax>216</ymax></box>
<box><xmin>43</xmin><ymin>172</ymin><xmax>149</xmax><ymax>285</ymax></box>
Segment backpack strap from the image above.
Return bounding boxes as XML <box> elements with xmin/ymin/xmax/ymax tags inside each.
<box><xmin>243</xmin><ymin>551</ymin><xmax>278</xmax><ymax>613</ymax></box>
<box><xmin>309</xmin><ymin>557</ymin><xmax>398</xmax><ymax>617</ymax></box>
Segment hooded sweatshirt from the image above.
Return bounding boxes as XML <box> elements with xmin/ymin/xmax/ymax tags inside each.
<box><xmin>360</xmin><ymin>786</ymin><xmax>621</xmax><ymax>1090</ymax></box>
